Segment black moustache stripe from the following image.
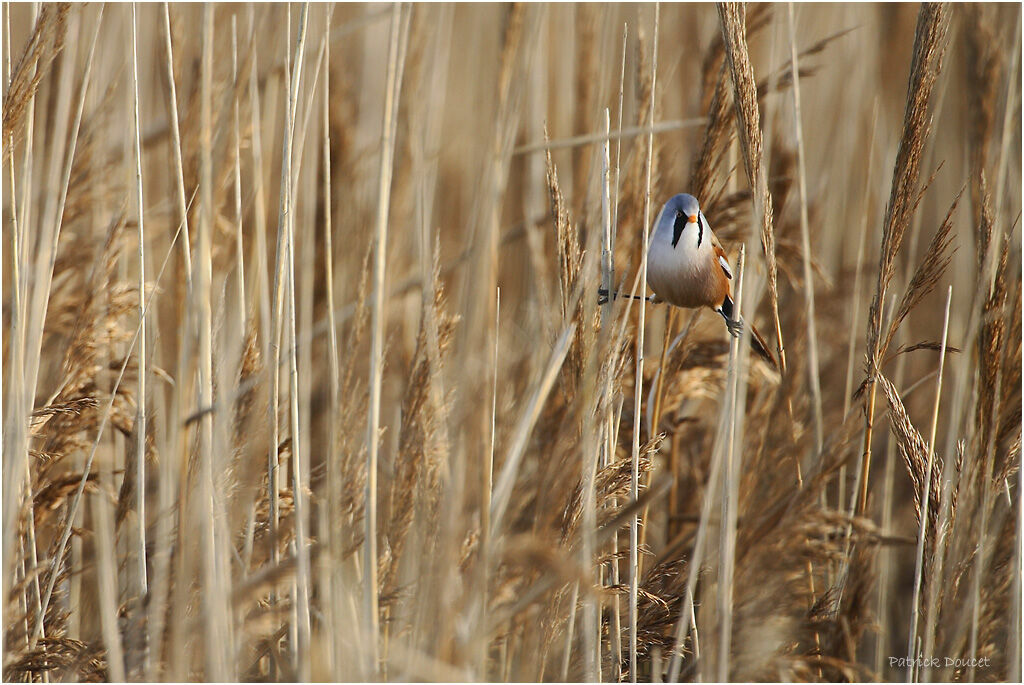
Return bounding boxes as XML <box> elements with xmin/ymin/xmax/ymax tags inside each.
<box><xmin>672</xmin><ymin>212</ymin><xmax>685</xmax><ymax>248</ymax></box>
<box><xmin>696</xmin><ymin>214</ymin><xmax>703</xmax><ymax>248</ymax></box>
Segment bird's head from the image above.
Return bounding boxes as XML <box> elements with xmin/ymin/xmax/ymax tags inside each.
<box><xmin>657</xmin><ymin>193</ymin><xmax>705</xmax><ymax>250</ymax></box>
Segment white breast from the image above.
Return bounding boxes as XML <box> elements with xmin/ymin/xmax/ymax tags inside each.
<box><xmin>646</xmin><ymin>211</ymin><xmax>708</xmax><ymax>308</ymax></box>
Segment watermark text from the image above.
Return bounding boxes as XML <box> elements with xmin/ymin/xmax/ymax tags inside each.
<box><xmin>888</xmin><ymin>656</ymin><xmax>991</xmax><ymax>670</ymax></box>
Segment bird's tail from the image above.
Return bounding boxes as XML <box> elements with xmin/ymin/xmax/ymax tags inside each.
<box><xmin>725</xmin><ymin>315</ymin><xmax>778</xmax><ymax>368</ymax></box>
<box><xmin>748</xmin><ymin>322</ymin><xmax>777</xmax><ymax>369</ymax></box>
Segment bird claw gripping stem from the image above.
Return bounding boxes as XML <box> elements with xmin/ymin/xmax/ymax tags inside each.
<box><xmin>598</xmin><ymin>288</ymin><xmax>657</xmax><ymax>305</ymax></box>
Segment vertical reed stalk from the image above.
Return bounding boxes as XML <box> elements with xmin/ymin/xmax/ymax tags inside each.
<box><xmin>717</xmin><ymin>246</ymin><xmax>748</xmax><ymax>683</ymax></box>
<box><xmin>232</xmin><ymin>15</ymin><xmax>245</xmax><ymax>335</ymax></box>
<box><xmin>160</xmin><ymin>3</ymin><xmax>193</xmax><ymax>279</ymax></box>
<box><xmin>842</xmin><ymin>101</ymin><xmax>878</xmax><ymax>517</ymax></box>
<box><xmin>2</xmin><ymin>2</ymin><xmax>26</xmax><ymax>610</ymax></box>
<box><xmin>630</xmin><ymin>5</ymin><xmax>659</xmax><ymax>680</ymax></box>
<box><xmin>786</xmin><ymin>7</ymin><xmax>825</xmax><ymax>665</ymax></box>
<box><xmin>198</xmin><ymin>6</ymin><xmax>227</xmax><ymax>679</ymax></box>
<box><xmin>479</xmin><ymin>285</ymin><xmax>499</xmax><ymax>675</ymax></box>
<box><xmin>608</xmin><ymin>26</ymin><xmax>628</xmax><ymax>674</ymax></box>
<box><xmin>157</xmin><ymin>7</ymin><xmax>194</xmax><ymax>678</ymax></box>
<box><xmin>596</xmin><ymin>106</ymin><xmax>613</xmax><ymax>682</ymax></box>
<box><xmin>321</xmin><ymin>10</ymin><xmax>343</xmax><ymax>675</ymax></box>
<box><xmin>93</xmin><ymin>469</ymin><xmax>126</xmax><ymax>682</ymax></box>
<box><xmin>248</xmin><ymin>5</ymin><xmax>271</xmax><ymax>349</ymax></box>
<box><xmin>129</xmin><ymin>1</ymin><xmax>148</xmax><ymax>604</ymax></box>
<box><xmin>283</xmin><ymin>6</ymin><xmax>312</xmax><ymax>678</ymax></box>
<box><xmin>366</xmin><ymin>4</ymin><xmax>406</xmax><ymax>675</ymax></box>
<box><xmin>907</xmin><ymin>285</ymin><xmax>953</xmax><ymax>681</ymax></box>
<box><xmin>786</xmin><ymin>3</ymin><xmax>823</xmax><ymax>453</ymax></box>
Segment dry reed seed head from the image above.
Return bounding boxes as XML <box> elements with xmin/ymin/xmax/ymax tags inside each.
<box><xmin>380</xmin><ymin>281</ymin><xmax>456</xmax><ymax>604</ymax></box>
<box><xmin>879</xmin><ymin>187</ymin><xmax>961</xmax><ymax>357</ymax></box>
<box><xmin>963</xmin><ymin>3</ymin><xmax>1002</xmax><ymax>178</ymax></box>
<box><xmin>698</xmin><ymin>3</ymin><xmax>773</xmax><ymax>112</ymax></box>
<box><xmin>3</xmin><ymin>636</ymin><xmax>107</xmax><ymax>682</ymax></box>
<box><xmin>1</xmin><ymin>3</ymin><xmax>70</xmax><ymax>163</ymax></box>
<box><xmin>876</xmin><ymin>373</ymin><xmax>942</xmax><ymax>535</ymax></box>
<box><xmin>688</xmin><ymin>62</ymin><xmax>734</xmax><ymax>207</ymax></box>
<box><xmin>717</xmin><ymin>1</ymin><xmax>783</xmax><ymax>367</ymax></box>
<box><xmin>867</xmin><ymin>3</ymin><xmax>951</xmax><ymax>362</ymax></box>
<box><xmin>972</xmin><ymin>169</ymin><xmax>997</xmax><ymax>272</ymax></box>
<box><xmin>970</xmin><ymin>232</ymin><xmax>1012</xmax><ymax>489</ymax></box>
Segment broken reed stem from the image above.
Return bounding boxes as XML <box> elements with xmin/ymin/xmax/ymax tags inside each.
<box><xmin>858</xmin><ymin>3</ymin><xmax>949</xmax><ymax>517</ymax></box>
<box><xmin>906</xmin><ymin>285</ymin><xmax>952</xmax><ymax>681</ymax></box>
<box><xmin>513</xmin><ymin>117</ymin><xmax>705</xmax><ymax>156</ymax></box>
<box><xmin>630</xmin><ymin>5</ymin><xmax>659</xmax><ymax>681</ymax></box>
<box><xmin>490</xmin><ymin>321</ymin><xmax>578</xmax><ymax>532</ymax></box>
<box><xmin>716</xmin><ymin>1</ymin><xmax>786</xmax><ymax>372</ymax></box>
<box><xmin>366</xmin><ymin>4</ymin><xmax>405</xmax><ymax>675</ymax></box>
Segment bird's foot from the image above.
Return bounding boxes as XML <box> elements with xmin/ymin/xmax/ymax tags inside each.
<box><xmin>598</xmin><ymin>288</ymin><xmax>659</xmax><ymax>305</ymax></box>
<box><xmin>726</xmin><ymin>317</ymin><xmax>743</xmax><ymax>338</ymax></box>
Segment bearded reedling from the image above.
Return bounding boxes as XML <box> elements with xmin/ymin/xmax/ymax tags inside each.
<box><xmin>601</xmin><ymin>193</ymin><xmax>777</xmax><ymax>366</ymax></box>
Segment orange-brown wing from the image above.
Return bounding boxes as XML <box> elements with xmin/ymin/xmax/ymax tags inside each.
<box><xmin>713</xmin><ymin>243</ymin><xmax>733</xmax><ymax>281</ymax></box>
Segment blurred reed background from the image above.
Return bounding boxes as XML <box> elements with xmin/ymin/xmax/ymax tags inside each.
<box><xmin>2</xmin><ymin>2</ymin><xmax>1021</xmax><ymax>682</ymax></box>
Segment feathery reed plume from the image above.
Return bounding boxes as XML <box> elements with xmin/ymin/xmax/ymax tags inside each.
<box><xmin>880</xmin><ymin>188</ymin><xmax>961</xmax><ymax>357</ymax></box>
<box><xmin>964</xmin><ymin>4</ymin><xmax>1001</xmax><ymax>250</ymax></box>
<box><xmin>857</xmin><ymin>2</ymin><xmax>950</xmax><ymax>517</ymax></box>
<box><xmin>716</xmin><ymin>1</ymin><xmax>785</xmax><ymax>370</ymax></box>
<box><xmin>1</xmin><ymin>3</ymin><xmax>69</xmax><ymax>163</ymax></box>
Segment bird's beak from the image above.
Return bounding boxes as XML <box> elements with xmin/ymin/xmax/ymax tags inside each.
<box><xmin>688</xmin><ymin>214</ymin><xmax>698</xmax><ymax>224</ymax></box>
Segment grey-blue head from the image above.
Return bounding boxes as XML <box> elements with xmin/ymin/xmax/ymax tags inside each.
<box><xmin>655</xmin><ymin>193</ymin><xmax>705</xmax><ymax>250</ymax></box>
<box><xmin>665</xmin><ymin>193</ymin><xmax>700</xmax><ymax>217</ymax></box>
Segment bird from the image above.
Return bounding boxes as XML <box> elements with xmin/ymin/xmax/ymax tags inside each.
<box><xmin>600</xmin><ymin>193</ymin><xmax>776</xmax><ymax>366</ymax></box>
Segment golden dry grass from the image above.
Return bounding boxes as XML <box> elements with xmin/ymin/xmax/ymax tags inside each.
<box><xmin>2</xmin><ymin>3</ymin><xmax>1021</xmax><ymax>682</ymax></box>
